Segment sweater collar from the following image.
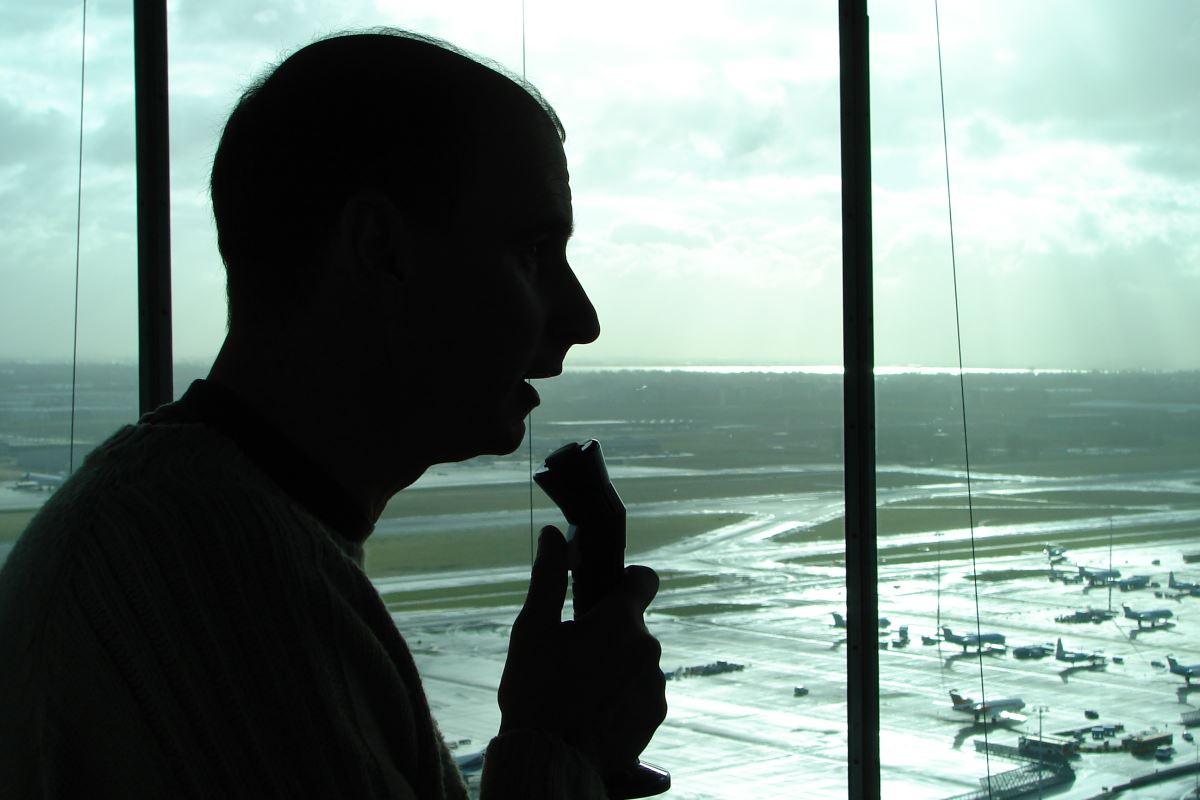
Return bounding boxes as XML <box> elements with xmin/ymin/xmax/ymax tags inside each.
<box><xmin>141</xmin><ymin>379</ymin><xmax>374</xmax><ymax>544</ymax></box>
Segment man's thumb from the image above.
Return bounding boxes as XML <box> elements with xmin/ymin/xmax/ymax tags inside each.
<box><xmin>515</xmin><ymin>525</ymin><xmax>568</xmax><ymax>634</ymax></box>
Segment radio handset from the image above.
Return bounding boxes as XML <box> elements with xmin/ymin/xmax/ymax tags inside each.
<box><xmin>533</xmin><ymin>440</ymin><xmax>670</xmax><ymax>798</ymax></box>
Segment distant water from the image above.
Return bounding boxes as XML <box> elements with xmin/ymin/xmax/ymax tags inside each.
<box><xmin>569</xmin><ymin>365</ymin><xmax>846</xmax><ymax>374</ymax></box>
<box><xmin>566</xmin><ymin>364</ymin><xmax>1100</xmax><ymax>375</ymax></box>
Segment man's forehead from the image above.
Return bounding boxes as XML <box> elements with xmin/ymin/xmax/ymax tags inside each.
<box><xmin>463</xmin><ymin>121</ymin><xmax>573</xmax><ymax>238</ymax></box>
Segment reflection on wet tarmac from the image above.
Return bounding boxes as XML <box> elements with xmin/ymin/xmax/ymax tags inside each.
<box><xmin>393</xmin><ymin>466</ymin><xmax>1200</xmax><ymax>798</ymax></box>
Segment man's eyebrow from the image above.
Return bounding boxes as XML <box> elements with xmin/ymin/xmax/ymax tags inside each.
<box><xmin>522</xmin><ymin>214</ymin><xmax>575</xmax><ymax>240</ymax></box>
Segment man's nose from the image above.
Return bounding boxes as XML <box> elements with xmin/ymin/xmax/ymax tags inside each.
<box><xmin>556</xmin><ymin>265</ymin><xmax>601</xmax><ymax>346</ymax></box>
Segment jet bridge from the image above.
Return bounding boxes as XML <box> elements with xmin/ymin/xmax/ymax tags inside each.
<box><xmin>942</xmin><ymin>760</ymin><xmax>1075</xmax><ymax>800</ymax></box>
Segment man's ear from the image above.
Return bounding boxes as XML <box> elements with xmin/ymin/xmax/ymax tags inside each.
<box><xmin>338</xmin><ymin>190</ymin><xmax>413</xmax><ymax>282</ymax></box>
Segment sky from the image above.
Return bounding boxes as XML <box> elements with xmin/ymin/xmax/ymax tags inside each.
<box><xmin>0</xmin><ymin>0</ymin><xmax>1197</xmax><ymax>369</ymax></box>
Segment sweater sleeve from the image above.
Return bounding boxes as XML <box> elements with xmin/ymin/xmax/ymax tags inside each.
<box><xmin>480</xmin><ymin>729</ymin><xmax>608</xmax><ymax>799</ymax></box>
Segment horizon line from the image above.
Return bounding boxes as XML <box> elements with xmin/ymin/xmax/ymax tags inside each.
<box><xmin>3</xmin><ymin>359</ymin><xmax>1200</xmax><ymax>375</ymax></box>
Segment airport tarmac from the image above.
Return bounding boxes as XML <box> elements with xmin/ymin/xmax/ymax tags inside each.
<box><xmin>390</xmin><ymin>468</ymin><xmax>1200</xmax><ymax>799</ymax></box>
<box><xmin>2</xmin><ymin>460</ymin><xmax>1197</xmax><ymax>797</ymax></box>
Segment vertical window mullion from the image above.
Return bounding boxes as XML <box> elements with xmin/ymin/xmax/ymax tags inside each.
<box><xmin>838</xmin><ymin>1</ymin><xmax>880</xmax><ymax>798</ymax></box>
<box><xmin>134</xmin><ymin>0</ymin><xmax>173</xmax><ymax>413</ymax></box>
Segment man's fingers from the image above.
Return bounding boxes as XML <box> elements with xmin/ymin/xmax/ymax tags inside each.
<box><xmin>622</xmin><ymin>565</ymin><xmax>660</xmax><ymax>611</ymax></box>
<box><xmin>574</xmin><ymin>565</ymin><xmax>659</xmax><ymax>628</ymax></box>
<box><xmin>514</xmin><ymin>526</ymin><xmax>568</xmax><ymax>635</ymax></box>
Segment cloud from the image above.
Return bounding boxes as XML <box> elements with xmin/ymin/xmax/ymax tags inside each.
<box><xmin>609</xmin><ymin>222</ymin><xmax>709</xmax><ymax>248</ymax></box>
<box><xmin>0</xmin><ymin>0</ymin><xmax>1197</xmax><ymax>367</ymax></box>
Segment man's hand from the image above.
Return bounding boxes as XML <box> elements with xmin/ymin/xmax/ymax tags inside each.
<box><xmin>497</xmin><ymin>526</ymin><xmax>667</xmax><ymax>779</ymax></box>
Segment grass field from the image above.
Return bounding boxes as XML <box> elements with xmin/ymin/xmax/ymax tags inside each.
<box><xmin>380</xmin><ymin>569</ymin><xmax>725</xmax><ymax>615</ymax></box>
<box><xmin>653</xmin><ymin>601</ymin><xmax>767</xmax><ymax>618</ymax></box>
<box><xmin>364</xmin><ymin>511</ymin><xmax>749</xmax><ymax>578</ymax></box>
<box><xmin>784</xmin><ymin>519</ymin><xmax>1200</xmax><ymax>568</ymax></box>
<box><xmin>0</xmin><ymin>510</ymin><xmax>36</xmax><ymax>543</ymax></box>
<box><xmin>777</xmin><ymin>480</ymin><xmax>1200</xmax><ymax>548</ymax></box>
<box><xmin>383</xmin><ymin>470</ymin><xmax>843</xmax><ymax>520</ymax></box>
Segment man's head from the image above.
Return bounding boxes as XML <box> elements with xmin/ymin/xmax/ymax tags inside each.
<box><xmin>211</xmin><ymin>29</ymin><xmax>562</xmax><ymax>323</ymax></box>
<box><xmin>210</xmin><ymin>30</ymin><xmax>599</xmax><ymax>467</ymax></box>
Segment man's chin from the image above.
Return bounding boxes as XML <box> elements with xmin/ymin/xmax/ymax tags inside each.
<box><xmin>439</xmin><ymin>418</ymin><xmax>528</xmax><ymax>462</ymax></box>
<box><xmin>490</xmin><ymin>417</ymin><xmax>528</xmax><ymax>456</ymax></box>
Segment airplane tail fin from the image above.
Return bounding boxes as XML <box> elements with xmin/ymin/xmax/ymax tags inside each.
<box><xmin>1169</xmin><ymin>571</ymin><xmax>1177</xmax><ymax>588</ymax></box>
<box><xmin>1056</xmin><ymin>638</ymin><xmax>1065</xmax><ymax>658</ymax></box>
<box><xmin>949</xmin><ymin>691</ymin><xmax>966</xmax><ymax>707</ymax></box>
<box><xmin>941</xmin><ymin>626</ymin><xmax>952</xmax><ymax>637</ymax></box>
<box><xmin>1123</xmin><ymin>604</ymin><xmax>1133</xmax><ymax>618</ymax></box>
<box><xmin>1167</xmin><ymin>656</ymin><xmax>1179</xmax><ymax>672</ymax></box>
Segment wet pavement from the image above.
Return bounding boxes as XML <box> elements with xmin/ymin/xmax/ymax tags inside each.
<box><xmin>393</xmin><ymin>468</ymin><xmax>1200</xmax><ymax>798</ymax></box>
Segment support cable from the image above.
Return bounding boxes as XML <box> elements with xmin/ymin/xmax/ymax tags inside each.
<box><xmin>528</xmin><ymin>410</ymin><xmax>535</xmax><ymax>563</ymax></box>
<box><xmin>523</xmin><ymin>0</ymin><xmax>536</xmax><ymax>565</ymax></box>
<box><xmin>934</xmin><ymin>1</ymin><xmax>993</xmax><ymax>792</ymax></box>
<box><xmin>69</xmin><ymin>0</ymin><xmax>89</xmax><ymax>476</ymax></box>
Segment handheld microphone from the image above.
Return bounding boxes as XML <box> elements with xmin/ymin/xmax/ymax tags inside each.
<box><xmin>533</xmin><ymin>439</ymin><xmax>670</xmax><ymax>799</ymax></box>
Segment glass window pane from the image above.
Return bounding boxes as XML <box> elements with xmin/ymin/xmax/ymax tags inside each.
<box><xmin>166</xmin><ymin>6</ymin><xmax>534</xmax><ymax>785</ymax></box>
<box><xmin>528</xmin><ymin>3</ymin><xmax>845</xmax><ymax>796</ymax></box>
<box><xmin>168</xmin><ymin>3</ymin><xmax>845</xmax><ymax>796</ymax></box>
<box><xmin>0</xmin><ymin>1</ymin><xmax>138</xmax><ymax>564</ymax></box>
<box><xmin>872</xmin><ymin>2</ymin><xmax>1200</xmax><ymax>796</ymax></box>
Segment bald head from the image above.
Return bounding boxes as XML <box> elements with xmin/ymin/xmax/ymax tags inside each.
<box><xmin>209</xmin><ymin>29</ymin><xmax>564</xmax><ymax>327</ymax></box>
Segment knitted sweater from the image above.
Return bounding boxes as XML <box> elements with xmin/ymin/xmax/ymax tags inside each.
<box><xmin>0</xmin><ymin>383</ymin><xmax>606</xmax><ymax>798</ymax></box>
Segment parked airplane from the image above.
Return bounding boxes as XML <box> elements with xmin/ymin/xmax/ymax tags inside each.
<box><xmin>1118</xmin><ymin>575</ymin><xmax>1151</xmax><ymax>591</ymax></box>
<box><xmin>1044</xmin><ymin>544</ymin><xmax>1066</xmax><ymax>563</ymax></box>
<box><xmin>941</xmin><ymin>626</ymin><xmax>1006</xmax><ymax>651</ymax></box>
<box><xmin>949</xmin><ymin>691</ymin><xmax>1026</xmax><ymax>723</ymax></box>
<box><xmin>1169</xmin><ymin>572</ymin><xmax>1200</xmax><ymax>594</ymax></box>
<box><xmin>831</xmin><ymin>613</ymin><xmax>890</xmax><ymax>629</ymax></box>
<box><xmin>1167</xmin><ymin>656</ymin><xmax>1200</xmax><ymax>684</ymax></box>
<box><xmin>1079</xmin><ymin>566</ymin><xmax>1121</xmax><ymax>586</ymax></box>
<box><xmin>1055</xmin><ymin>608</ymin><xmax>1116</xmax><ymax>624</ymax></box>
<box><xmin>1055</xmin><ymin>638</ymin><xmax>1106</xmax><ymax>665</ymax></box>
<box><xmin>1012</xmin><ymin>643</ymin><xmax>1052</xmax><ymax>659</ymax></box>
<box><xmin>1122</xmin><ymin>605</ymin><xmax>1174</xmax><ymax>629</ymax></box>
<box><xmin>13</xmin><ymin>472</ymin><xmax>65</xmax><ymax>492</ymax></box>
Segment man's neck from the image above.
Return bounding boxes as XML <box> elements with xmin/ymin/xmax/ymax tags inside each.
<box><xmin>206</xmin><ymin>330</ymin><xmax>428</xmax><ymax>526</ymax></box>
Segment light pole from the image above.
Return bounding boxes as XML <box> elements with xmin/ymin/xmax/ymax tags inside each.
<box><xmin>1192</xmin><ymin>739</ymin><xmax>1198</xmax><ymax>799</ymax></box>
<box><xmin>1106</xmin><ymin>517</ymin><xmax>1114</xmax><ymax>614</ymax></box>
<box><xmin>1033</xmin><ymin>705</ymin><xmax>1050</xmax><ymax>800</ymax></box>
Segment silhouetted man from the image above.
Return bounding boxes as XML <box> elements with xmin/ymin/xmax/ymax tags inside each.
<box><xmin>0</xmin><ymin>30</ymin><xmax>665</xmax><ymax>798</ymax></box>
